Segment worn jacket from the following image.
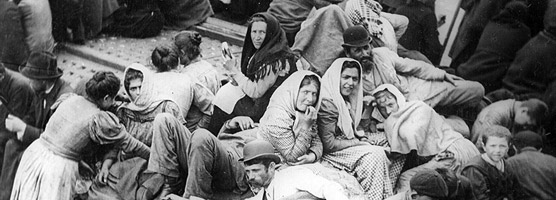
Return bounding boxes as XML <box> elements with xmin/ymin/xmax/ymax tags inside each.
<box><xmin>462</xmin><ymin>155</ymin><xmax>516</xmax><ymax>200</ymax></box>
<box><xmin>21</xmin><ymin>78</ymin><xmax>73</xmax><ymax>144</ymax></box>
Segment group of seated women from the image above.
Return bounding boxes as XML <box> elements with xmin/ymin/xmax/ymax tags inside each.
<box><xmin>8</xmin><ymin>2</ymin><xmax>553</xmax><ymax>199</ymax></box>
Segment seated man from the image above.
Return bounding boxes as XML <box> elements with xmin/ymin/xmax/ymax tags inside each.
<box><xmin>146</xmin><ymin>113</ymin><xmax>254</xmax><ymax>200</ymax></box>
<box><xmin>0</xmin><ymin>51</ymin><xmax>73</xmax><ymax>199</ymax></box>
<box><xmin>342</xmin><ymin>25</ymin><xmax>484</xmax><ymax>110</ymax></box>
<box><xmin>461</xmin><ymin>125</ymin><xmax>517</xmax><ymax>200</ymax></box>
<box><xmin>472</xmin><ymin>98</ymin><xmax>548</xmax><ymax>145</ymax></box>
<box><xmin>163</xmin><ymin>140</ymin><xmax>350</xmax><ymax>200</ymax></box>
<box><xmin>507</xmin><ymin>130</ymin><xmax>556</xmax><ymax>199</ymax></box>
<box><xmin>0</xmin><ymin>63</ymin><xmax>33</xmax><ymax>172</ymax></box>
<box><xmin>243</xmin><ymin>140</ymin><xmax>350</xmax><ymax>200</ymax></box>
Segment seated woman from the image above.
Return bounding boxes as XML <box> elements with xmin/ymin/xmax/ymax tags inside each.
<box><xmin>118</xmin><ymin>63</ymin><xmax>185</xmax><ymax>145</ymax></box>
<box><xmin>209</xmin><ymin>12</ymin><xmax>298</xmax><ymax>135</ymax></box>
<box><xmin>257</xmin><ymin>70</ymin><xmax>366</xmax><ymax>199</ymax></box>
<box><xmin>174</xmin><ymin>30</ymin><xmax>221</xmax><ymax>95</ymax></box>
<box><xmin>86</xmin><ymin>64</ymin><xmax>186</xmax><ymax>200</ymax></box>
<box><xmin>141</xmin><ymin>71</ymin><xmax>347</xmax><ymax>199</ymax></box>
<box><xmin>11</xmin><ymin>71</ymin><xmax>150</xmax><ymax>200</ymax></box>
<box><xmin>317</xmin><ymin>58</ymin><xmax>393</xmax><ymax>200</ymax></box>
<box><xmin>150</xmin><ymin>47</ymin><xmax>215</xmax><ymax>132</ymax></box>
<box><xmin>371</xmin><ymin>84</ymin><xmax>480</xmax><ymax>193</ymax></box>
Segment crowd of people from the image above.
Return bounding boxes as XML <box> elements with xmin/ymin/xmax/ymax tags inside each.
<box><xmin>1</xmin><ymin>0</ymin><xmax>556</xmax><ymax>199</ymax></box>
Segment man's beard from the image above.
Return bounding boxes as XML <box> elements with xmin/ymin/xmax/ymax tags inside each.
<box><xmin>358</xmin><ymin>56</ymin><xmax>375</xmax><ymax>72</ymax></box>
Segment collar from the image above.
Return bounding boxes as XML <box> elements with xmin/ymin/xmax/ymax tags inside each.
<box><xmin>519</xmin><ymin>147</ymin><xmax>538</xmax><ymax>153</ymax></box>
<box><xmin>44</xmin><ymin>82</ymin><xmax>55</xmax><ymax>94</ymax></box>
<box><xmin>263</xmin><ymin>171</ymin><xmax>279</xmax><ymax>199</ymax></box>
<box><xmin>481</xmin><ymin>153</ymin><xmax>504</xmax><ymax>172</ymax></box>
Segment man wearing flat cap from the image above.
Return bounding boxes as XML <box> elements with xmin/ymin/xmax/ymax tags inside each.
<box><xmin>342</xmin><ymin>25</ymin><xmax>484</xmax><ymax>110</ymax></box>
<box><xmin>0</xmin><ymin>51</ymin><xmax>73</xmax><ymax>199</ymax></box>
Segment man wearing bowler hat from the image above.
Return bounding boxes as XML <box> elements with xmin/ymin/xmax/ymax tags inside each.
<box><xmin>342</xmin><ymin>25</ymin><xmax>484</xmax><ymax>110</ymax></box>
<box><xmin>0</xmin><ymin>50</ymin><xmax>73</xmax><ymax>199</ymax></box>
<box><xmin>241</xmin><ymin>140</ymin><xmax>349</xmax><ymax>200</ymax></box>
<box><xmin>162</xmin><ymin>139</ymin><xmax>350</xmax><ymax>200</ymax></box>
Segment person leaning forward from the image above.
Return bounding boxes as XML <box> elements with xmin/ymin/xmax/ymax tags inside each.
<box><xmin>0</xmin><ymin>51</ymin><xmax>73</xmax><ymax>200</ymax></box>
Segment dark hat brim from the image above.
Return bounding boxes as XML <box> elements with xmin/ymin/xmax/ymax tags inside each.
<box><xmin>240</xmin><ymin>153</ymin><xmax>281</xmax><ymax>164</ymax></box>
<box><xmin>342</xmin><ymin>38</ymin><xmax>372</xmax><ymax>48</ymax></box>
<box><xmin>19</xmin><ymin>64</ymin><xmax>63</xmax><ymax>80</ymax></box>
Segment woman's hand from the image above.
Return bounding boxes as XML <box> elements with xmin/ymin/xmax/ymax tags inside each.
<box><xmin>223</xmin><ymin>58</ymin><xmax>239</xmax><ymax>72</ymax></box>
<box><xmin>298</xmin><ymin>106</ymin><xmax>317</xmax><ymax>130</ymax></box>
<box><xmin>227</xmin><ymin>116</ymin><xmax>256</xmax><ymax>131</ymax></box>
<box><xmin>291</xmin><ymin>152</ymin><xmax>317</xmax><ymax>165</ymax></box>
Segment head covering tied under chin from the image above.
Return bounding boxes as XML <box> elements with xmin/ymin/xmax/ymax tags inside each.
<box><xmin>321</xmin><ymin>58</ymin><xmax>364</xmax><ymax>139</ymax></box>
<box><xmin>241</xmin><ymin>12</ymin><xmax>297</xmax><ymax>82</ymax></box>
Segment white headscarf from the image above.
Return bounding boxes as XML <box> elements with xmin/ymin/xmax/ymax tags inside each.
<box><xmin>321</xmin><ymin>58</ymin><xmax>364</xmax><ymax>139</ymax></box>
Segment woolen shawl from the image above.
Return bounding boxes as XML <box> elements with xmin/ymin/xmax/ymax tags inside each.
<box><xmin>241</xmin><ymin>12</ymin><xmax>296</xmax><ymax>81</ymax></box>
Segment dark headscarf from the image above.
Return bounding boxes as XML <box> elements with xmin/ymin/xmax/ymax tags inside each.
<box><xmin>545</xmin><ymin>0</ymin><xmax>556</xmax><ymax>36</ymax></box>
<box><xmin>241</xmin><ymin>12</ymin><xmax>296</xmax><ymax>81</ymax></box>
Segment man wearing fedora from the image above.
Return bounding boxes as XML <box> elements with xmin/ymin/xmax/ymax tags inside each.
<box><xmin>341</xmin><ymin>25</ymin><xmax>484</xmax><ymax>110</ymax></box>
<box><xmin>0</xmin><ymin>51</ymin><xmax>73</xmax><ymax>199</ymax></box>
<box><xmin>163</xmin><ymin>139</ymin><xmax>350</xmax><ymax>200</ymax></box>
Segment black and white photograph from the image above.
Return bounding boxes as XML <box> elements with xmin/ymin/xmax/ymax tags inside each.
<box><xmin>0</xmin><ymin>0</ymin><xmax>555</xmax><ymax>199</ymax></box>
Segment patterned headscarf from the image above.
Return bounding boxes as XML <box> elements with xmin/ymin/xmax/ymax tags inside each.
<box><xmin>344</xmin><ymin>0</ymin><xmax>384</xmax><ymax>38</ymax></box>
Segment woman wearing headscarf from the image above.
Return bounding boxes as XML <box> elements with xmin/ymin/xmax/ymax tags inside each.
<box><xmin>258</xmin><ymin>70</ymin><xmax>367</xmax><ymax>199</ymax></box>
<box><xmin>257</xmin><ymin>70</ymin><xmax>322</xmax><ymax>165</ymax></box>
<box><xmin>10</xmin><ymin>72</ymin><xmax>149</xmax><ymax>200</ymax></box>
<box><xmin>317</xmin><ymin>58</ymin><xmax>393</xmax><ymax>200</ymax></box>
<box><xmin>87</xmin><ymin>63</ymin><xmax>186</xmax><ymax>200</ymax></box>
<box><xmin>211</xmin><ymin>12</ymin><xmax>298</xmax><ymax>135</ymax></box>
<box><xmin>118</xmin><ymin>63</ymin><xmax>185</xmax><ymax>144</ymax></box>
<box><xmin>371</xmin><ymin>84</ymin><xmax>479</xmax><ymax>194</ymax></box>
